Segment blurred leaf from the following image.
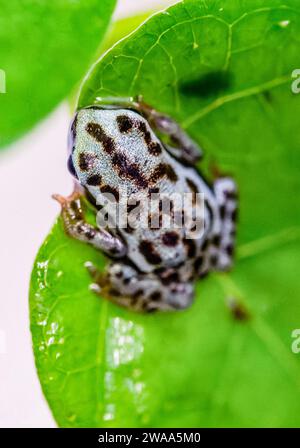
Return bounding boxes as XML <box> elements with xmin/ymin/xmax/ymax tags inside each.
<box><xmin>30</xmin><ymin>0</ymin><xmax>300</xmax><ymax>427</ymax></box>
<box><xmin>0</xmin><ymin>0</ymin><xmax>116</xmax><ymax>148</ymax></box>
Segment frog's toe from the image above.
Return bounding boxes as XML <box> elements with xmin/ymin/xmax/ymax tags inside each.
<box><xmin>85</xmin><ymin>261</ymin><xmax>108</xmax><ymax>288</ymax></box>
<box><xmin>166</xmin><ymin>283</ymin><xmax>194</xmax><ymax>310</ymax></box>
<box><xmin>52</xmin><ymin>189</ymin><xmax>82</xmax><ymax>208</ymax></box>
<box><xmin>90</xmin><ymin>283</ymin><xmax>102</xmax><ymax>294</ymax></box>
<box><xmin>85</xmin><ymin>261</ymin><xmax>98</xmax><ymax>276</ymax></box>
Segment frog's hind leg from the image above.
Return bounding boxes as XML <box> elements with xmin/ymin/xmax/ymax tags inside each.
<box><xmin>212</xmin><ymin>177</ymin><xmax>238</xmax><ymax>271</ymax></box>
<box><xmin>86</xmin><ymin>261</ymin><xmax>194</xmax><ymax>313</ymax></box>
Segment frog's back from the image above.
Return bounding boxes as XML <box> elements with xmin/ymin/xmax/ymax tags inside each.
<box><xmin>70</xmin><ymin>107</ymin><xmax>216</xmax><ymax>273</ymax></box>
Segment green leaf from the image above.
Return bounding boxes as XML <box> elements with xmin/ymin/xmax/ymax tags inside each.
<box><xmin>68</xmin><ymin>11</ymin><xmax>155</xmax><ymax>110</ymax></box>
<box><xmin>0</xmin><ymin>0</ymin><xmax>116</xmax><ymax>148</ymax></box>
<box><xmin>102</xmin><ymin>12</ymin><xmax>156</xmax><ymax>53</ymax></box>
<box><xmin>30</xmin><ymin>0</ymin><xmax>300</xmax><ymax>427</ymax></box>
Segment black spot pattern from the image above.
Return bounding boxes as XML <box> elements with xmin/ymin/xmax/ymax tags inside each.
<box><xmin>231</xmin><ymin>209</ymin><xmax>238</xmax><ymax>222</ymax></box>
<box><xmin>186</xmin><ymin>178</ymin><xmax>198</xmax><ymax>194</ymax></box>
<box><xmin>186</xmin><ymin>178</ymin><xmax>199</xmax><ymax>204</ymax></box>
<box><xmin>86</xmin><ymin>122</ymin><xmax>115</xmax><ymax>154</ymax></box>
<box><xmin>151</xmin><ymin>163</ymin><xmax>178</xmax><ymax>183</ymax></box>
<box><xmin>219</xmin><ymin>205</ymin><xmax>226</xmax><ymax>220</ymax></box>
<box><xmin>139</xmin><ymin>240</ymin><xmax>162</xmax><ymax>265</ymax></box>
<box><xmin>138</xmin><ymin>121</ymin><xmax>152</xmax><ymax>146</ymax></box>
<box><xmin>149</xmin><ymin>291</ymin><xmax>162</xmax><ymax>302</ymax></box>
<box><xmin>117</xmin><ymin>115</ymin><xmax>134</xmax><ymax>133</ymax></box>
<box><xmin>201</xmin><ymin>239</ymin><xmax>209</xmax><ymax>251</ymax></box>
<box><xmin>183</xmin><ymin>238</ymin><xmax>197</xmax><ymax>258</ymax></box>
<box><xmin>79</xmin><ymin>153</ymin><xmax>96</xmax><ymax>172</ymax></box>
<box><xmin>226</xmin><ymin>244</ymin><xmax>234</xmax><ymax>256</ymax></box>
<box><xmin>210</xmin><ymin>254</ymin><xmax>218</xmax><ymax>267</ymax></box>
<box><xmin>137</xmin><ymin>120</ymin><xmax>163</xmax><ymax>156</ymax></box>
<box><xmin>165</xmin><ymin>164</ymin><xmax>178</xmax><ymax>182</ymax></box>
<box><xmin>225</xmin><ymin>190</ymin><xmax>238</xmax><ymax>200</ymax></box>
<box><xmin>212</xmin><ymin>234</ymin><xmax>221</xmax><ymax>247</ymax></box>
<box><xmin>132</xmin><ymin>289</ymin><xmax>144</xmax><ymax>300</ymax></box>
<box><xmin>109</xmin><ymin>288</ymin><xmax>121</xmax><ymax>297</ymax></box>
<box><xmin>161</xmin><ymin>271</ymin><xmax>179</xmax><ymax>286</ymax></box>
<box><xmin>87</xmin><ymin>174</ymin><xmax>102</xmax><ymax>186</ymax></box>
<box><xmin>194</xmin><ymin>256</ymin><xmax>204</xmax><ymax>271</ymax></box>
<box><xmin>148</xmin><ymin>142</ymin><xmax>162</xmax><ymax>156</ymax></box>
<box><xmin>86</xmin><ymin>229</ymin><xmax>96</xmax><ymax>240</ymax></box>
<box><xmin>162</xmin><ymin>231</ymin><xmax>179</xmax><ymax>247</ymax></box>
<box><xmin>100</xmin><ymin>185</ymin><xmax>120</xmax><ymax>202</ymax></box>
<box><xmin>112</xmin><ymin>152</ymin><xmax>148</xmax><ymax>189</ymax></box>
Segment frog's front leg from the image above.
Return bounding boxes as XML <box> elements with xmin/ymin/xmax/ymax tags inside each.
<box><xmin>136</xmin><ymin>99</ymin><xmax>203</xmax><ymax>164</ymax></box>
<box><xmin>53</xmin><ymin>191</ymin><xmax>126</xmax><ymax>258</ymax></box>
<box><xmin>87</xmin><ymin>261</ymin><xmax>194</xmax><ymax>313</ymax></box>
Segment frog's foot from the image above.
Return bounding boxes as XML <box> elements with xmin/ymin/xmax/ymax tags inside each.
<box><xmin>88</xmin><ymin>261</ymin><xmax>194</xmax><ymax>313</ymax></box>
<box><xmin>52</xmin><ymin>187</ymin><xmax>82</xmax><ymax>208</ymax></box>
<box><xmin>85</xmin><ymin>261</ymin><xmax>111</xmax><ymax>296</ymax></box>
<box><xmin>109</xmin><ymin>263</ymin><xmax>195</xmax><ymax>312</ymax></box>
<box><xmin>212</xmin><ymin>177</ymin><xmax>238</xmax><ymax>271</ymax></box>
<box><xmin>53</xmin><ymin>190</ymin><xmax>126</xmax><ymax>258</ymax></box>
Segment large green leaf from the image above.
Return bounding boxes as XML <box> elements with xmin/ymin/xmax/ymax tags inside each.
<box><xmin>30</xmin><ymin>0</ymin><xmax>300</xmax><ymax>427</ymax></box>
<box><xmin>103</xmin><ymin>12</ymin><xmax>155</xmax><ymax>53</ymax></box>
<box><xmin>0</xmin><ymin>0</ymin><xmax>116</xmax><ymax>148</ymax></box>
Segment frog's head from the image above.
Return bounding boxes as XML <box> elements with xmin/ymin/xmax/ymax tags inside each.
<box><xmin>67</xmin><ymin>106</ymin><xmax>164</xmax><ymax>194</ymax></box>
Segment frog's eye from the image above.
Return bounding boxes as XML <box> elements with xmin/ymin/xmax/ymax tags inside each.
<box><xmin>67</xmin><ymin>154</ymin><xmax>78</xmax><ymax>179</ymax></box>
<box><xmin>68</xmin><ymin>113</ymin><xmax>78</xmax><ymax>154</ymax></box>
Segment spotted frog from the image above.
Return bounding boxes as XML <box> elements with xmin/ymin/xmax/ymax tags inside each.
<box><xmin>55</xmin><ymin>99</ymin><xmax>238</xmax><ymax>312</ymax></box>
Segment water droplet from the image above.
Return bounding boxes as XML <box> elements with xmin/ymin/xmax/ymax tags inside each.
<box><xmin>47</xmin><ymin>336</ymin><xmax>55</xmax><ymax>346</ymax></box>
<box><xmin>106</xmin><ymin>317</ymin><xmax>144</xmax><ymax>368</ymax></box>
<box><xmin>278</xmin><ymin>20</ymin><xmax>290</xmax><ymax>28</ymax></box>
<box><xmin>103</xmin><ymin>404</ymin><xmax>115</xmax><ymax>421</ymax></box>
<box><xmin>37</xmin><ymin>319</ymin><xmax>47</xmax><ymax>327</ymax></box>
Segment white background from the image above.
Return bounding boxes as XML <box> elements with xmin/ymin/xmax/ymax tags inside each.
<box><xmin>0</xmin><ymin>0</ymin><xmax>175</xmax><ymax>428</ymax></box>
